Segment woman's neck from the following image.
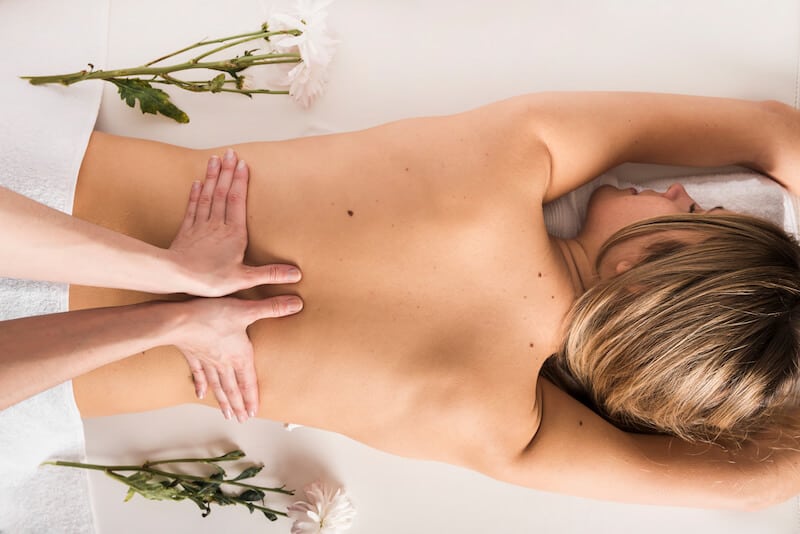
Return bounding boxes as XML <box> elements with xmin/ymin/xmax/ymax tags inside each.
<box><xmin>553</xmin><ymin>237</ymin><xmax>598</xmax><ymax>295</ymax></box>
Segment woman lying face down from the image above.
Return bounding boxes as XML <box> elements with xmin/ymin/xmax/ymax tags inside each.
<box><xmin>71</xmin><ymin>92</ymin><xmax>800</xmax><ymax>509</ymax></box>
<box><xmin>546</xmin><ymin>183</ymin><xmax>800</xmax><ymax>447</ymax></box>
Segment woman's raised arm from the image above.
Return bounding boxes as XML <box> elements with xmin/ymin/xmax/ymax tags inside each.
<box><xmin>517</xmin><ymin>92</ymin><xmax>800</xmax><ymax>202</ymax></box>
<box><xmin>495</xmin><ymin>380</ymin><xmax>797</xmax><ymax>509</ymax></box>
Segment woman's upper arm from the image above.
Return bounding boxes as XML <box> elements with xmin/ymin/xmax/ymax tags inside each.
<box><xmin>517</xmin><ymin>92</ymin><xmax>781</xmax><ymax>202</ymax></box>
<box><xmin>494</xmin><ymin>379</ymin><xmax>794</xmax><ymax>510</ymax></box>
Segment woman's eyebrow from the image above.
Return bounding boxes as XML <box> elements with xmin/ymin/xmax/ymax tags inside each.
<box><xmin>707</xmin><ymin>206</ymin><xmax>725</xmax><ymax>213</ymax></box>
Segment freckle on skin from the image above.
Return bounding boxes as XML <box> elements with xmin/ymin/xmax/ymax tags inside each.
<box><xmin>551</xmin><ymin>295</ymin><xmax>555</xmax><ymax>299</ymax></box>
<box><xmin>347</xmin><ymin>210</ymin><xmax>354</xmax><ymax>216</ymax></box>
<box><xmin>578</xmin><ymin>420</ymin><xmax>583</xmax><ymax>426</ymax></box>
<box><xmin>529</xmin><ymin>343</ymin><xmax>534</xmax><ymax>348</ymax></box>
<box><xmin>405</xmin><ymin>167</ymin><xmax>409</xmax><ymax>172</ymax></box>
<box><xmin>538</xmin><ymin>272</ymin><xmax>542</xmax><ymax>278</ymax></box>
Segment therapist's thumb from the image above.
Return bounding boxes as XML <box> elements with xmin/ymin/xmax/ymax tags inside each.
<box><xmin>248</xmin><ymin>295</ymin><xmax>304</xmax><ymax>321</ymax></box>
<box><xmin>245</xmin><ymin>264</ymin><xmax>303</xmax><ymax>285</ymax></box>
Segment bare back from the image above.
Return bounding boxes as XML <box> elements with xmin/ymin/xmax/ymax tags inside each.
<box><xmin>71</xmin><ymin>103</ymin><xmax>574</xmax><ymax>470</ymax></box>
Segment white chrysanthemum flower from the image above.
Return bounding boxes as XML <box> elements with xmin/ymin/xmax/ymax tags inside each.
<box><xmin>287</xmin><ymin>481</ymin><xmax>356</xmax><ymax>534</ymax></box>
<box><xmin>284</xmin><ymin>61</ymin><xmax>328</xmax><ymax>108</ymax></box>
<box><xmin>267</xmin><ymin>0</ymin><xmax>337</xmax><ymax>107</ymax></box>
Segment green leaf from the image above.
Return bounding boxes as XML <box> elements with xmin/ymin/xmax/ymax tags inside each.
<box><xmin>179</xmin><ymin>480</ymin><xmax>201</xmax><ymax>493</ymax></box>
<box><xmin>213</xmin><ymin>450</ymin><xmax>246</xmax><ymax>462</ymax></box>
<box><xmin>109</xmin><ymin>78</ymin><xmax>189</xmax><ymax>123</ymax></box>
<box><xmin>196</xmin><ymin>482</ymin><xmax>220</xmax><ymax>499</ymax></box>
<box><xmin>237</xmin><ymin>489</ymin><xmax>265</xmax><ymax>502</ymax></box>
<box><xmin>209</xmin><ymin>73</ymin><xmax>226</xmax><ymax>93</ymax></box>
<box><xmin>188</xmin><ymin>495</ymin><xmax>212</xmax><ymax>517</ymax></box>
<box><xmin>106</xmin><ymin>471</ymin><xmax>185</xmax><ymax>502</ymax></box>
<box><xmin>262</xmin><ymin>510</ymin><xmax>278</xmax><ymax>521</ymax></box>
<box><xmin>207</xmin><ymin>463</ymin><xmax>226</xmax><ymax>477</ymax></box>
<box><xmin>232</xmin><ymin>465</ymin><xmax>263</xmax><ymax>481</ymax></box>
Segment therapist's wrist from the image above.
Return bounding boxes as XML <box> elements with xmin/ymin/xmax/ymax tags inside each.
<box><xmin>157</xmin><ymin>247</ymin><xmax>223</xmax><ymax>296</ymax></box>
<box><xmin>125</xmin><ymin>246</ymin><xmax>198</xmax><ymax>295</ymax></box>
<box><xmin>160</xmin><ymin>247</ymin><xmax>196</xmax><ymax>294</ymax></box>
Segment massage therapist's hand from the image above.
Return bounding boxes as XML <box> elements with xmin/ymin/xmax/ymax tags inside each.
<box><xmin>174</xmin><ymin>294</ymin><xmax>303</xmax><ymax>422</ymax></box>
<box><xmin>169</xmin><ymin>149</ymin><xmax>301</xmax><ymax>297</ymax></box>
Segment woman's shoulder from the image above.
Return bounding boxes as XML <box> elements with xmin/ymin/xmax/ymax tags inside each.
<box><xmin>438</xmin><ymin>374</ymin><xmax>544</xmax><ymax>475</ymax></box>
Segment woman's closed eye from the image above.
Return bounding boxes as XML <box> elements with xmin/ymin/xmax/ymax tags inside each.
<box><xmin>689</xmin><ymin>203</ymin><xmax>697</xmax><ymax>214</ymax></box>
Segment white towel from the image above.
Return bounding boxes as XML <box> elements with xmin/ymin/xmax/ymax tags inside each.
<box><xmin>544</xmin><ymin>170</ymin><xmax>793</xmax><ymax>238</ymax></box>
<box><xmin>0</xmin><ymin>0</ymin><xmax>108</xmax><ymax>532</ymax></box>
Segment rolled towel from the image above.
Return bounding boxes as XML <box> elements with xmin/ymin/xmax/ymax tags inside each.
<box><xmin>544</xmin><ymin>170</ymin><xmax>793</xmax><ymax>238</ymax></box>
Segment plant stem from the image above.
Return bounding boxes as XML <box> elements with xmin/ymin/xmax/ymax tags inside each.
<box><xmin>143</xmin><ymin>456</ymin><xmax>237</xmax><ymax>467</ymax></box>
<box><xmin>191</xmin><ymin>29</ymin><xmax>301</xmax><ymax>63</ymax></box>
<box><xmin>156</xmin><ymin>75</ymin><xmax>289</xmax><ymax>95</ymax></box>
<box><xmin>218</xmin><ymin>88</ymin><xmax>291</xmax><ymax>95</ymax></box>
<box><xmin>246</xmin><ymin>502</ymin><xmax>289</xmax><ymax>517</ymax></box>
<box><xmin>144</xmin><ymin>29</ymin><xmax>273</xmax><ymax>66</ymax></box>
<box><xmin>22</xmin><ymin>53</ymin><xmax>301</xmax><ymax>86</ymax></box>
<box><xmin>42</xmin><ymin>460</ymin><xmax>294</xmax><ymax>495</ymax></box>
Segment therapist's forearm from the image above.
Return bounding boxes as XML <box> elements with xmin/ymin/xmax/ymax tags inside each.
<box><xmin>0</xmin><ymin>301</ymin><xmax>181</xmax><ymax>410</ymax></box>
<box><xmin>0</xmin><ymin>186</ymin><xmax>186</xmax><ymax>293</ymax></box>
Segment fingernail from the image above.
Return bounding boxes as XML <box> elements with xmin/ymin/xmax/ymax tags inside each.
<box><xmin>248</xmin><ymin>409</ymin><xmax>256</xmax><ymax>418</ymax></box>
<box><xmin>287</xmin><ymin>267</ymin><xmax>301</xmax><ymax>281</ymax></box>
<box><xmin>223</xmin><ymin>408</ymin><xmax>232</xmax><ymax>420</ymax></box>
<box><xmin>286</xmin><ymin>297</ymin><xmax>303</xmax><ymax>313</ymax></box>
<box><xmin>224</xmin><ymin>148</ymin><xmax>235</xmax><ymax>160</ymax></box>
<box><xmin>236</xmin><ymin>159</ymin><xmax>246</xmax><ymax>170</ymax></box>
<box><xmin>192</xmin><ymin>180</ymin><xmax>201</xmax><ymax>190</ymax></box>
<box><xmin>237</xmin><ymin>413</ymin><xmax>247</xmax><ymax>424</ymax></box>
<box><xmin>197</xmin><ymin>388</ymin><xmax>205</xmax><ymax>400</ymax></box>
<box><xmin>208</xmin><ymin>155</ymin><xmax>220</xmax><ymax>169</ymax></box>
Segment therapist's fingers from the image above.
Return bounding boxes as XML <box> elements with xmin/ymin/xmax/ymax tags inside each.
<box><xmin>219</xmin><ymin>366</ymin><xmax>247</xmax><ymax>423</ymax></box>
<box><xmin>205</xmin><ymin>365</ymin><xmax>233</xmax><ymax>421</ymax></box>
<box><xmin>178</xmin><ymin>180</ymin><xmax>202</xmax><ymax>232</ymax></box>
<box><xmin>186</xmin><ymin>355</ymin><xmax>207</xmax><ymax>400</ymax></box>
<box><xmin>234</xmin><ymin>355</ymin><xmax>259</xmax><ymax>419</ymax></box>
<box><xmin>211</xmin><ymin>148</ymin><xmax>238</xmax><ymax>222</ymax></box>
<box><xmin>196</xmin><ymin>154</ymin><xmax>221</xmax><ymax>222</ymax></box>
<box><xmin>226</xmin><ymin>158</ymin><xmax>249</xmax><ymax>227</ymax></box>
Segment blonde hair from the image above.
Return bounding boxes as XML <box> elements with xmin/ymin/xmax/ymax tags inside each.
<box><xmin>544</xmin><ymin>213</ymin><xmax>800</xmax><ymax>447</ymax></box>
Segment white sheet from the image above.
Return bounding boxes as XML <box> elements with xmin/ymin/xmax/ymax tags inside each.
<box><xmin>81</xmin><ymin>1</ymin><xmax>800</xmax><ymax>533</ymax></box>
<box><xmin>0</xmin><ymin>0</ymin><xmax>107</xmax><ymax>532</ymax></box>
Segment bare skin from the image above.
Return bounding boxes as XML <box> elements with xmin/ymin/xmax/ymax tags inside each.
<box><xmin>72</xmin><ymin>103</ymin><xmax>556</xmax><ymax>470</ymax></box>
<box><xmin>71</xmin><ymin>93</ymin><xmax>800</xmax><ymax>508</ymax></box>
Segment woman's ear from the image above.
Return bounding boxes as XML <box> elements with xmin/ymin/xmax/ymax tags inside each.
<box><xmin>615</xmin><ymin>260</ymin><xmax>633</xmax><ymax>275</ymax></box>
